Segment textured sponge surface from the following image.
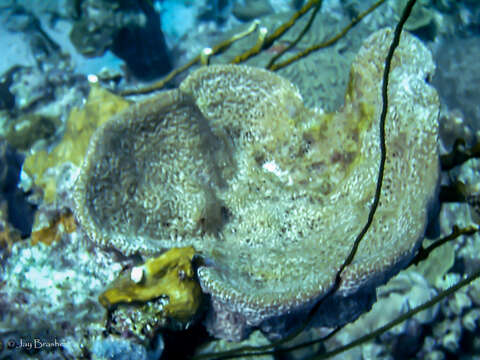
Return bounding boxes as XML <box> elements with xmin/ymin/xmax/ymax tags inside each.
<box><xmin>74</xmin><ymin>28</ymin><xmax>440</xmax><ymax>321</ymax></box>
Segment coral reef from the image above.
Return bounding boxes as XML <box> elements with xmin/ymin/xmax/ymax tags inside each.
<box><xmin>73</xmin><ymin>27</ymin><xmax>439</xmax><ymax>340</ymax></box>
<box><xmin>432</xmin><ymin>36</ymin><xmax>480</xmax><ymax>148</ymax></box>
<box><xmin>2</xmin><ymin>0</ymin><xmax>480</xmax><ymax>357</ymax></box>
<box><xmin>0</xmin><ymin>221</ymin><xmax>122</xmax><ymax>358</ymax></box>
<box><xmin>324</xmin><ymin>269</ymin><xmax>440</xmax><ymax>360</ymax></box>
<box><xmin>208</xmin><ymin>3</ymin><xmax>398</xmax><ymax>111</ymax></box>
<box><xmin>2</xmin><ymin>113</ymin><xmax>60</xmax><ymax>151</ymax></box>
<box><xmin>70</xmin><ymin>0</ymin><xmax>172</xmax><ymax>79</ymax></box>
<box><xmin>314</xmin><ymin>151</ymin><xmax>480</xmax><ymax>359</ymax></box>
<box><xmin>209</xmin><ymin>10</ymin><xmax>356</xmax><ymax>110</ymax></box>
<box><xmin>0</xmin><ymin>65</ymin><xmax>88</xmax><ymax>152</ymax></box>
<box><xmin>323</xmin><ymin>260</ymin><xmax>480</xmax><ymax>360</ymax></box>
<box><xmin>91</xmin><ymin>334</ymin><xmax>164</xmax><ymax>360</ymax></box>
<box><xmin>21</xmin><ymin>85</ymin><xmax>130</xmax><ymax>204</ymax></box>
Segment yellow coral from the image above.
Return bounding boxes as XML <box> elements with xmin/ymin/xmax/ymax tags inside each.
<box><xmin>22</xmin><ymin>85</ymin><xmax>130</xmax><ymax>203</ymax></box>
<box><xmin>99</xmin><ymin>247</ymin><xmax>202</xmax><ymax>322</ymax></box>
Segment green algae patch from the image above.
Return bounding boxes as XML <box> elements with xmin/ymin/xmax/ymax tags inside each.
<box><xmin>22</xmin><ymin>85</ymin><xmax>130</xmax><ymax>203</ymax></box>
<box><xmin>99</xmin><ymin>247</ymin><xmax>202</xmax><ymax>322</ymax></box>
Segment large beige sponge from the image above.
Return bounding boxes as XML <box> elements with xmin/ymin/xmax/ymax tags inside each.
<box><xmin>74</xmin><ymin>28</ymin><xmax>440</xmax><ymax>340</ymax></box>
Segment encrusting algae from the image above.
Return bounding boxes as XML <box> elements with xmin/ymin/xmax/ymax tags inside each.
<box><xmin>73</xmin><ymin>28</ymin><xmax>440</xmax><ymax>340</ymax></box>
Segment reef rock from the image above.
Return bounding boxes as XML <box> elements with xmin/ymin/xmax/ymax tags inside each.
<box><xmin>22</xmin><ymin>85</ymin><xmax>130</xmax><ymax>204</ymax></box>
<box><xmin>69</xmin><ymin>0</ymin><xmax>171</xmax><ymax>79</ymax></box>
<box><xmin>73</xmin><ymin>28</ymin><xmax>440</xmax><ymax>340</ymax></box>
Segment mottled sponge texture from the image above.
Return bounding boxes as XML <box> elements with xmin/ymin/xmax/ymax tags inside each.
<box><xmin>74</xmin><ymin>28</ymin><xmax>440</xmax><ymax>340</ymax></box>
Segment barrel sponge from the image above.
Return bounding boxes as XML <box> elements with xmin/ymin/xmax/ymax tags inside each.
<box><xmin>73</xmin><ymin>28</ymin><xmax>439</xmax><ymax>340</ymax></box>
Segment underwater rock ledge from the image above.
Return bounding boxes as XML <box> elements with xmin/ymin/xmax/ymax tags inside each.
<box><xmin>73</xmin><ymin>27</ymin><xmax>440</xmax><ymax>341</ymax></box>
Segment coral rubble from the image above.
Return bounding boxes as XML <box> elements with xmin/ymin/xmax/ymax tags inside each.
<box><xmin>73</xmin><ymin>27</ymin><xmax>440</xmax><ymax>340</ymax></box>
